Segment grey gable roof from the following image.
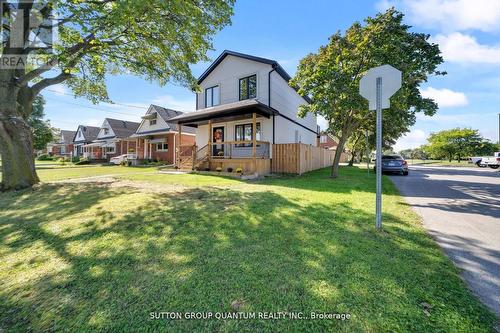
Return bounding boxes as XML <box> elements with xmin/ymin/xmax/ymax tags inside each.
<box><xmin>105</xmin><ymin>118</ymin><xmax>140</xmax><ymax>138</ymax></box>
<box><xmin>60</xmin><ymin>130</ymin><xmax>77</xmax><ymax>144</ymax></box>
<box><xmin>139</xmin><ymin>105</ymin><xmax>195</xmax><ymax>134</ymax></box>
<box><xmin>73</xmin><ymin>125</ymin><xmax>100</xmax><ymax>143</ymax></box>
<box><xmin>197</xmin><ymin>50</ymin><xmax>312</xmax><ymax>104</ymax></box>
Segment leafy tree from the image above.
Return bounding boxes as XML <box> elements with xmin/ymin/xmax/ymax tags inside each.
<box><xmin>399</xmin><ymin>147</ymin><xmax>428</xmax><ymax>160</ymax></box>
<box><xmin>28</xmin><ymin>95</ymin><xmax>54</xmax><ymax>151</ymax></box>
<box><xmin>424</xmin><ymin>128</ymin><xmax>492</xmax><ymax>162</ymax></box>
<box><xmin>290</xmin><ymin>8</ymin><xmax>444</xmax><ymax>177</ymax></box>
<box><xmin>0</xmin><ymin>0</ymin><xmax>235</xmax><ymax>190</ymax></box>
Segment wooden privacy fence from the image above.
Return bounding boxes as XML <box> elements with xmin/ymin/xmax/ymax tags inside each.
<box><xmin>272</xmin><ymin>143</ymin><xmax>336</xmax><ymax>174</ymax></box>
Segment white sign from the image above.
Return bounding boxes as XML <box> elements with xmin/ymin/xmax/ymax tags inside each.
<box><xmin>359</xmin><ymin>65</ymin><xmax>402</xmax><ymax>110</ymax></box>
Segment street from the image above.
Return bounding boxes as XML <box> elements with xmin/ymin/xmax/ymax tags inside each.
<box><xmin>390</xmin><ymin>165</ymin><xmax>500</xmax><ymax>316</ymax></box>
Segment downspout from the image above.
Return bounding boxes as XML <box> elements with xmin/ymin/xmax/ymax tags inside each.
<box><xmin>268</xmin><ymin>66</ymin><xmax>276</xmax><ymax>144</ymax></box>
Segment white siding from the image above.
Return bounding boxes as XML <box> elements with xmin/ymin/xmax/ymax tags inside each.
<box><xmin>97</xmin><ymin>119</ymin><xmax>115</xmax><ymax>139</ymax></box>
<box><xmin>136</xmin><ymin>107</ymin><xmax>170</xmax><ymax>133</ymax></box>
<box><xmin>195</xmin><ymin>54</ymin><xmax>318</xmax><ymax>146</ymax></box>
<box><xmin>74</xmin><ymin>127</ymin><xmax>85</xmax><ymax>142</ymax></box>
<box><xmin>196</xmin><ymin>55</ymin><xmax>271</xmax><ymax>109</ymax></box>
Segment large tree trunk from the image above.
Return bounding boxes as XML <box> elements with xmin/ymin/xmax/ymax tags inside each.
<box><xmin>348</xmin><ymin>151</ymin><xmax>356</xmax><ymax>166</ymax></box>
<box><xmin>0</xmin><ymin>86</ymin><xmax>39</xmax><ymax>191</ymax></box>
<box><xmin>331</xmin><ymin>135</ymin><xmax>348</xmax><ymax>178</ymax></box>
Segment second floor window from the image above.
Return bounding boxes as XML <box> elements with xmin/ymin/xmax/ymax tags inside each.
<box><xmin>239</xmin><ymin>74</ymin><xmax>257</xmax><ymax>100</ymax></box>
<box><xmin>205</xmin><ymin>85</ymin><xmax>220</xmax><ymax>107</ymax></box>
<box><xmin>149</xmin><ymin>119</ymin><xmax>157</xmax><ymax>126</ymax></box>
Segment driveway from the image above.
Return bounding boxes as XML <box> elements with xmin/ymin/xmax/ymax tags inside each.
<box><xmin>389</xmin><ymin>166</ymin><xmax>500</xmax><ymax>316</ymax></box>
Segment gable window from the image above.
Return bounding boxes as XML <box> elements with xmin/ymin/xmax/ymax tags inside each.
<box><xmin>235</xmin><ymin>122</ymin><xmax>260</xmax><ymax>147</ymax></box>
<box><xmin>156</xmin><ymin>143</ymin><xmax>168</xmax><ymax>151</ymax></box>
<box><xmin>239</xmin><ymin>75</ymin><xmax>257</xmax><ymax>101</ymax></box>
<box><xmin>205</xmin><ymin>85</ymin><xmax>220</xmax><ymax>107</ymax></box>
<box><xmin>103</xmin><ymin>128</ymin><xmax>109</xmax><ymax>135</ymax></box>
<box><xmin>149</xmin><ymin>119</ymin><xmax>157</xmax><ymax>126</ymax></box>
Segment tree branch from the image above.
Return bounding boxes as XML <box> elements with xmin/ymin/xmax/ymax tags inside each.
<box><xmin>31</xmin><ymin>72</ymin><xmax>72</xmax><ymax>95</ymax></box>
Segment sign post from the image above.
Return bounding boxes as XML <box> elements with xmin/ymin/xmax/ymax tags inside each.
<box><xmin>359</xmin><ymin>65</ymin><xmax>402</xmax><ymax>229</ymax></box>
<box><xmin>366</xmin><ymin>130</ymin><xmax>370</xmax><ymax>175</ymax></box>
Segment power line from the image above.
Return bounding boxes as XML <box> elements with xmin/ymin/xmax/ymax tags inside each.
<box><xmin>44</xmin><ymin>89</ymin><xmax>149</xmax><ymax>110</ymax></box>
<box><xmin>43</xmin><ymin>96</ymin><xmax>143</xmax><ymax>117</ymax></box>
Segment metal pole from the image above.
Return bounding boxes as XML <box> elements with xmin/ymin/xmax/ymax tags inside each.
<box><xmin>366</xmin><ymin>129</ymin><xmax>370</xmax><ymax>175</ymax></box>
<box><xmin>376</xmin><ymin>77</ymin><xmax>382</xmax><ymax>229</ymax></box>
<box><xmin>498</xmin><ymin>113</ymin><xmax>500</xmax><ymax>145</ymax></box>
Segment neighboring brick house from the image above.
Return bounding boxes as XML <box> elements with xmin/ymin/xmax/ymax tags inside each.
<box><xmin>84</xmin><ymin>118</ymin><xmax>140</xmax><ymax>161</ymax></box>
<box><xmin>318</xmin><ymin>132</ymin><xmax>339</xmax><ymax>150</ymax></box>
<box><xmin>130</xmin><ymin>104</ymin><xmax>195</xmax><ymax>164</ymax></box>
<box><xmin>318</xmin><ymin>132</ymin><xmax>351</xmax><ymax>162</ymax></box>
<box><xmin>72</xmin><ymin>125</ymin><xmax>101</xmax><ymax>158</ymax></box>
<box><xmin>47</xmin><ymin>130</ymin><xmax>76</xmax><ymax>157</ymax></box>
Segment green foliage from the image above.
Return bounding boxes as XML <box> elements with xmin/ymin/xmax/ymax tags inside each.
<box><xmin>36</xmin><ymin>154</ymin><xmax>54</xmax><ymax>161</ymax></box>
<box><xmin>74</xmin><ymin>158</ymin><xmax>90</xmax><ymax>165</ymax></box>
<box><xmin>424</xmin><ymin>128</ymin><xmax>494</xmax><ymax>161</ymax></box>
<box><xmin>399</xmin><ymin>147</ymin><xmax>428</xmax><ymax>160</ymax></box>
<box><xmin>290</xmin><ymin>8</ymin><xmax>444</xmax><ymax>176</ymax></box>
<box><xmin>27</xmin><ymin>96</ymin><xmax>54</xmax><ymax>151</ymax></box>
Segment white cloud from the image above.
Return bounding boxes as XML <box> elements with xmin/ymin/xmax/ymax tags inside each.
<box><xmin>420</xmin><ymin>87</ymin><xmax>468</xmax><ymax>108</ymax></box>
<box><xmin>152</xmin><ymin>95</ymin><xmax>195</xmax><ymax>112</ymax></box>
<box><xmin>378</xmin><ymin>0</ymin><xmax>500</xmax><ymax>32</ymax></box>
<box><xmin>432</xmin><ymin>33</ymin><xmax>500</xmax><ymax>64</ymax></box>
<box><xmin>394</xmin><ymin>129</ymin><xmax>428</xmax><ymax>152</ymax></box>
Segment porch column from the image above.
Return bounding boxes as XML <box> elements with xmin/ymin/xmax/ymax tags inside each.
<box><xmin>252</xmin><ymin>112</ymin><xmax>257</xmax><ymax>173</ymax></box>
<box><xmin>135</xmin><ymin>139</ymin><xmax>139</xmax><ymax>158</ymax></box>
<box><xmin>120</xmin><ymin>140</ymin><xmax>124</xmax><ymax>155</ymax></box>
<box><xmin>149</xmin><ymin>141</ymin><xmax>152</xmax><ymax>159</ymax></box>
<box><xmin>177</xmin><ymin>125</ymin><xmax>182</xmax><ymax>166</ymax></box>
<box><xmin>208</xmin><ymin>120</ymin><xmax>212</xmax><ymax>163</ymax></box>
<box><xmin>144</xmin><ymin>139</ymin><xmax>148</xmax><ymax>159</ymax></box>
<box><xmin>127</xmin><ymin>140</ymin><xmax>130</xmax><ymax>154</ymax></box>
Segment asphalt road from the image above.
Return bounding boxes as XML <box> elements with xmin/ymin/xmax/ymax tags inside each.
<box><xmin>389</xmin><ymin>165</ymin><xmax>500</xmax><ymax>316</ymax></box>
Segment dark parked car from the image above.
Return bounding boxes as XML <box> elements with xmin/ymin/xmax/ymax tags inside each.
<box><xmin>374</xmin><ymin>155</ymin><xmax>409</xmax><ymax>175</ymax></box>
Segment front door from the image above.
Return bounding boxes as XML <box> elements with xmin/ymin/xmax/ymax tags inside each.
<box><xmin>212</xmin><ymin>126</ymin><xmax>224</xmax><ymax>157</ymax></box>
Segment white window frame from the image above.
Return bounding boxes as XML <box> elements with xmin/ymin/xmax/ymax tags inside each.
<box><xmin>149</xmin><ymin>119</ymin><xmax>157</xmax><ymax>126</ymax></box>
<box><xmin>104</xmin><ymin>145</ymin><xmax>115</xmax><ymax>154</ymax></box>
<box><xmin>156</xmin><ymin>143</ymin><xmax>168</xmax><ymax>151</ymax></box>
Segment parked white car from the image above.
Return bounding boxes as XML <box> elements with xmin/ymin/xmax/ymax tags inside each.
<box><xmin>469</xmin><ymin>156</ymin><xmax>487</xmax><ymax>167</ymax></box>
<box><xmin>110</xmin><ymin>154</ymin><xmax>136</xmax><ymax>165</ymax></box>
<box><xmin>480</xmin><ymin>152</ymin><xmax>500</xmax><ymax>169</ymax></box>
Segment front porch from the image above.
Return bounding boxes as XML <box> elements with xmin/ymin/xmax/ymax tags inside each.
<box><xmin>170</xmin><ymin>99</ymin><xmax>276</xmax><ymax>175</ymax></box>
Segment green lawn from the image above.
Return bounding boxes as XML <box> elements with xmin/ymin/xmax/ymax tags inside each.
<box><xmin>0</xmin><ymin>166</ymin><xmax>496</xmax><ymax>332</ymax></box>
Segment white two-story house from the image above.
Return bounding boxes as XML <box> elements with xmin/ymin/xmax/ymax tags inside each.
<box><xmin>169</xmin><ymin>50</ymin><xmax>321</xmax><ymax>174</ymax></box>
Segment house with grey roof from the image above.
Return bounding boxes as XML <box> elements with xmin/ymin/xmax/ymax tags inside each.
<box><xmin>47</xmin><ymin>130</ymin><xmax>77</xmax><ymax>158</ymax></box>
<box><xmin>129</xmin><ymin>104</ymin><xmax>195</xmax><ymax>164</ymax></box>
<box><xmin>83</xmin><ymin>118</ymin><xmax>140</xmax><ymax>160</ymax></box>
<box><xmin>72</xmin><ymin>125</ymin><xmax>100</xmax><ymax>157</ymax></box>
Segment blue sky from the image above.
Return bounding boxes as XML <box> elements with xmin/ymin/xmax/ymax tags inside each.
<box><xmin>42</xmin><ymin>0</ymin><xmax>500</xmax><ymax>151</ymax></box>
